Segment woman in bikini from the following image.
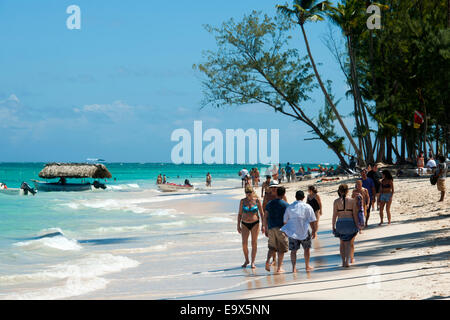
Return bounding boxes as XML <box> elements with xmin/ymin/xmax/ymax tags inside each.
<box><xmin>332</xmin><ymin>184</ymin><xmax>359</xmax><ymax>267</ymax></box>
<box><xmin>417</xmin><ymin>151</ymin><xmax>425</xmax><ymax>175</ymax></box>
<box><xmin>379</xmin><ymin>169</ymin><xmax>394</xmax><ymax>225</ymax></box>
<box><xmin>253</xmin><ymin>168</ymin><xmax>260</xmax><ymax>188</ymax></box>
<box><xmin>307</xmin><ymin>185</ymin><xmax>322</xmax><ymax>231</ymax></box>
<box><xmin>237</xmin><ymin>185</ymin><xmax>265</xmax><ymax>269</ymax></box>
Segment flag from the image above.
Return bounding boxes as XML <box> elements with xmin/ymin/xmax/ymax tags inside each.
<box><xmin>414</xmin><ymin>111</ymin><xmax>424</xmax><ymax>125</ymax></box>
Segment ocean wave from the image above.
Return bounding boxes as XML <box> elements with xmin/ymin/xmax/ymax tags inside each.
<box><xmin>1</xmin><ymin>253</ymin><xmax>140</xmax><ymax>300</ymax></box>
<box><xmin>111</xmin><ymin>242</ymin><xmax>175</xmax><ymax>254</ymax></box>
<box><xmin>92</xmin><ymin>225</ymin><xmax>152</xmax><ymax>234</ymax></box>
<box><xmin>62</xmin><ymin>193</ymin><xmax>204</xmax><ymax>214</ymax></box>
<box><xmin>157</xmin><ymin>221</ymin><xmax>186</xmax><ymax>228</ymax></box>
<box><xmin>202</xmin><ymin>217</ymin><xmax>233</xmax><ymax>223</ymax></box>
<box><xmin>63</xmin><ymin>198</ymin><xmax>151</xmax><ymax>214</ymax></box>
<box><xmin>14</xmin><ymin>229</ymin><xmax>82</xmax><ymax>252</ymax></box>
<box><xmin>107</xmin><ymin>183</ymin><xmax>141</xmax><ymax>191</ymax></box>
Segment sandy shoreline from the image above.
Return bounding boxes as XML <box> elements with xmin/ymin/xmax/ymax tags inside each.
<box><xmin>50</xmin><ymin>175</ymin><xmax>448</xmax><ymax>300</ymax></box>
<box><xmin>202</xmin><ymin>175</ymin><xmax>449</xmax><ymax>300</ymax></box>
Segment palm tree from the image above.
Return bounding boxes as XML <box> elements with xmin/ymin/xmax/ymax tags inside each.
<box><xmin>327</xmin><ymin>0</ymin><xmax>375</xmax><ymax>163</ymax></box>
<box><xmin>277</xmin><ymin>0</ymin><xmax>364</xmax><ymax>166</ymax></box>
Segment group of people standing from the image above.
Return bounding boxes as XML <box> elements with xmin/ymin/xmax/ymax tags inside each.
<box><xmin>239</xmin><ymin>167</ymin><xmax>261</xmax><ymax>188</ymax></box>
<box><xmin>418</xmin><ymin>152</ymin><xmax>447</xmax><ymax>202</ymax></box>
<box><xmin>237</xmin><ymin>183</ymin><xmax>318</xmax><ymax>273</ymax></box>
<box><xmin>236</xmin><ymin>164</ymin><xmax>400</xmax><ymax>272</ymax></box>
<box><xmin>156</xmin><ymin>174</ymin><xmax>166</xmax><ymax>184</ymax></box>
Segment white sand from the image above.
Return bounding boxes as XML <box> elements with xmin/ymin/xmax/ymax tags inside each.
<box><xmin>220</xmin><ymin>176</ymin><xmax>449</xmax><ymax>300</ymax></box>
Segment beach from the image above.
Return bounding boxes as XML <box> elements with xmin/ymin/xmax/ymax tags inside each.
<box><xmin>188</xmin><ymin>175</ymin><xmax>449</xmax><ymax>300</ymax></box>
<box><xmin>0</xmin><ymin>164</ymin><xmax>448</xmax><ymax>300</ymax></box>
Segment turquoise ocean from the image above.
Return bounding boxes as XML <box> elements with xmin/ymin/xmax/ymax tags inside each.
<box><xmin>0</xmin><ymin>162</ymin><xmax>335</xmax><ymax>299</ymax></box>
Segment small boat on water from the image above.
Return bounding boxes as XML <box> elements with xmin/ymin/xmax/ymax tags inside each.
<box><xmin>157</xmin><ymin>182</ymin><xmax>194</xmax><ymax>192</ymax></box>
<box><xmin>0</xmin><ymin>182</ymin><xmax>36</xmax><ymax>196</ymax></box>
<box><xmin>33</xmin><ymin>163</ymin><xmax>111</xmax><ymax>192</ymax></box>
<box><xmin>32</xmin><ymin>180</ymin><xmax>92</xmax><ymax>192</ymax></box>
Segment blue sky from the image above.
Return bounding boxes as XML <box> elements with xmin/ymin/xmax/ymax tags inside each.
<box><xmin>0</xmin><ymin>0</ymin><xmax>355</xmax><ymax>164</ymax></box>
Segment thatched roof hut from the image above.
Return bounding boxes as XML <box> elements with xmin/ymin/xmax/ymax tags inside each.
<box><xmin>38</xmin><ymin>163</ymin><xmax>112</xmax><ymax>179</ymax></box>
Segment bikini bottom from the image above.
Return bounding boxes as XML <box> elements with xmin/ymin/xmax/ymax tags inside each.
<box><xmin>242</xmin><ymin>220</ymin><xmax>260</xmax><ymax>231</ymax></box>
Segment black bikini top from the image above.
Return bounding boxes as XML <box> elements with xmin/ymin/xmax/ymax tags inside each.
<box><xmin>337</xmin><ymin>197</ymin><xmax>352</xmax><ymax>212</ymax></box>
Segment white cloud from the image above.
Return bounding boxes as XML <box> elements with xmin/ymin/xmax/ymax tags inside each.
<box><xmin>74</xmin><ymin>100</ymin><xmax>138</xmax><ymax>122</ymax></box>
<box><xmin>0</xmin><ymin>93</ymin><xmax>22</xmax><ymax>129</ymax></box>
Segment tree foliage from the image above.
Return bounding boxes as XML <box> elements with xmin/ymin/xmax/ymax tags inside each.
<box><xmin>194</xmin><ymin>11</ymin><xmax>349</xmax><ymax>166</ymax></box>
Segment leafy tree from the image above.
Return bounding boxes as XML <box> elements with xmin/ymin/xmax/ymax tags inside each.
<box><xmin>277</xmin><ymin>0</ymin><xmax>365</xmax><ymax>165</ymax></box>
<box><xmin>194</xmin><ymin>12</ymin><xmax>349</xmax><ymax>167</ymax></box>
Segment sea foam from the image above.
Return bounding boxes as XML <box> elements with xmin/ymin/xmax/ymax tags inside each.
<box><xmin>13</xmin><ymin>229</ymin><xmax>82</xmax><ymax>252</ymax></box>
<box><xmin>1</xmin><ymin>253</ymin><xmax>140</xmax><ymax>300</ymax></box>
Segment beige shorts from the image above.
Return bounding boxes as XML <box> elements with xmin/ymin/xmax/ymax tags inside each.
<box><xmin>437</xmin><ymin>179</ymin><xmax>446</xmax><ymax>192</ymax></box>
<box><xmin>268</xmin><ymin>228</ymin><xmax>289</xmax><ymax>253</ymax></box>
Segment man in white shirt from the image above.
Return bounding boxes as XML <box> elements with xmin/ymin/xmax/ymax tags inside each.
<box><xmin>281</xmin><ymin>190</ymin><xmax>317</xmax><ymax>272</ymax></box>
<box><xmin>426</xmin><ymin>157</ymin><xmax>437</xmax><ymax>173</ymax></box>
<box><xmin>239</xmin><ymin>168</ymin><xmax>249</xmax><ymax>187</ymax></box>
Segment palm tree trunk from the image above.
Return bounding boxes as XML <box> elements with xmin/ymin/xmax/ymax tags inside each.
<box><xmin>300</xmin><ymin>24</ymin><xmax>364</xmax><ymax>166</ymax></box>
<box><xmin>448</xmin><ymin>0</ymin><xmax>450</xmax><ymax>28</ymax></box>
<box><xmin>347</xmin><ymin>34</ymin><xmax>374</xmax><ymax>163</ymax></box>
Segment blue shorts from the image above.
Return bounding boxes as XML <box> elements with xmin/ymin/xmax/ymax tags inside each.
<box><xmin>380</xmin><ymin>193</ymin><xmax>392</xmax><ymax>202</ymax></box>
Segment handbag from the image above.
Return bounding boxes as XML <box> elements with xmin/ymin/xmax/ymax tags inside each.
<box><xmin>430</xmin><ymin>174</ymin><xmax>438</xmax><ymax>185</ymax></box>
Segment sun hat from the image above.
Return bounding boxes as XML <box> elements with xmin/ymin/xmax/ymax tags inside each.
<box><xmin>269</xmin><ymin>181</ymin><xmax>279</xmax><ymax>187</ymax></box>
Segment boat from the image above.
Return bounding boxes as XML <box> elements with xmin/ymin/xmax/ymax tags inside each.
<box><xmin>0</xmin><ymin>182</ymin><xmax>36</xmax><ymax>196</ymax></box>
<box><xmin>33</xmin><ymin>163</ymin><xmax>112</xmax><ymax>192</ymax></box>
<box><xmin>0</xmin><ymin>188</ymin><xmax>25</xmax><ymax>196</ymax></box>
<box><xmin>157</xmin><ymin>183</ymin><xmax>194</xmax><ymax>192</ymax></box>
<box><xmin>32</xmin><ymin>179</ymin><xmax>92</xmax><ymax>192</ymax></box>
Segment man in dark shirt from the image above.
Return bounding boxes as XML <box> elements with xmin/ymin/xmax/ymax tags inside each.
<box><xmin>264</xmin><ymin>186</ymin><xmax>289</xmax><ymax>273</ymax></box>
<box><xmin>361</xmin><ymin>169</ymin><xmax>376</xmax><ymax>227</ymax></box>
<box><xmin>285</xmin><ymin>162</ymin><xmax>292</xmax><ymax>182</ymax></box>
<box><xmin>367</xmin><ymin>163</ymin><xmax>381</xmax><ymax>210</ymax></box>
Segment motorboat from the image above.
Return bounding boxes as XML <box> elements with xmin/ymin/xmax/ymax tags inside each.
<box><xmin>157</xmin><ymin>182</ymin><xmax>194</xmax><ymax>192</ymax></box>
<box><xmin>32</xmin><ymin>179</ymin><xmax>92</xmax><ymax>192</ymax></box>
<box><xmin>33</xmin><ymin>163</ymin><xmax>111</xmax><ymax>192</ymax></box>
<box><xmin>0</xmin><ymin>182</ymin><xmax>36</xmax><ymax>196</ymax></box>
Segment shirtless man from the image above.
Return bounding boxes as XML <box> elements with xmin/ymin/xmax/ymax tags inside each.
<box><xmin>352</xmin><ymin>180</ymin><xmax>369</xmax><ymax>232</ymax></box>
<box><xmin>261</xmin><ymin>175</ymin><xmax>271</xmax><ymax>199</ymax></box>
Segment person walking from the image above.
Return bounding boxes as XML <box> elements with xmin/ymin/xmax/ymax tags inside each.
<box><xmin>290</xmin><ymin>167</ymin><xmax>296</xmax><ymax>183</ymax></box>
<box><xmin>239</xmin><ymin>168</ymin><xmax>249</xmax><ymax>188</ymax></box>
<box><xmin>379</xmin><ymin>170</ymin><xmax>394</xmax><ymax>225</ymax></box>
<box><xmin>332</xmin><ymin>184</ymin><xmax>359</xmax><ymax>267</ymax></box>
<box><xmin>285</xmin><ymin>163</ymin><xmax>292</xmax><ymax>183</ymax></box>
<box><xmin>352</xmin><ymin>180</ymin><xmax>369</xmax><ymax>233</ymax></box>
<box><xmin>281</xmin><ymin>190</ymin><xmax>317</xmax><ymax>272</ymax></box>
<box><xmin>206</xmin><ymin>172</ymin><xmax>212</xmax><ymax>187</ymax></box>
<box><xmin>361</xmin><ymin>169</ymin><xmax>376</xmax><ymax>228</ymax></box>
<box><xmin>435</xmin><ymin>155</ymin><xmax>447</xmax><ymax>202</ymax></box>
<box><xmin>237</xmin><ymin>186</ymin><xmax>264</xmax><ymax>269</ymax></box>
<box><xmin>264</xmin><ymin>186</ymin><xmax>289</xmax><ymax>273</ymax></box>
<box><xmin>367</xmin><ymin>163</ymin><xmax>381</xmax><ymax>211</ymax></box>
<box><xmin>417</xmin><ymin>151</ymin><xmax>425</xmax><ymax>176</ymax></box>
<box><xmin>261</xmin><ymin>175</ymin><xmax>271</xmax><ymax>199</ymax></box>
<box><xmin>306</xmin><ymin>186</ymin><xmax>322</xmax><ymax>231</ymax></box>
